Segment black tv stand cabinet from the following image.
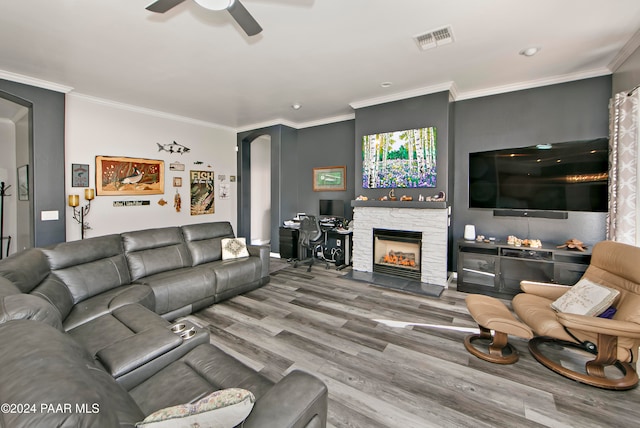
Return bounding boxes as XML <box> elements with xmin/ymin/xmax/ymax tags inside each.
<box><xmin>457</xmin><ymin>239</ymin><xmax>591</xmax><ymax>299</ymax></box>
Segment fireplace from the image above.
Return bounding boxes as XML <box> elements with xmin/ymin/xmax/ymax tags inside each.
<box><xmin>373</xmin><ymin>229</ymin><xmax>422</xmax><ymax>280</ymax></box>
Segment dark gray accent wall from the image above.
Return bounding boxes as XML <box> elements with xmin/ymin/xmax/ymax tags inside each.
<box><xmin>354</xmin><ymin>91</ymin><xmax>451</xmax><ymax>201</ymax></box>
<box><xmin>237</xmin><ymin>121</ymin><xmax>355</xmax><ymax>253</ymax></box>
<box><xmin>0</xmin><ymin>79</ymin><xmax>66</xmax><ymax>247</ymax></box>
<box><xmin>295</xmin><ymin>120</ymin><xmax>356</xmax><ymax>220</ymax></box>
<box><xmin>452</xmin><ymin>76</ymin><xmax>612</xmax><ymax>265</ymax></box>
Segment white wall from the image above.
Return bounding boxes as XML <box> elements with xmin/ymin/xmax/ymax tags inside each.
<box><xmin>250</xmin><ymin>135</ymin><xmax>271</xmax><ymax>245</ymax></box>
<box><xmin>64</xmin><ymin>94</ymin><xmax>238</xmax><ymax>241</ymax></box>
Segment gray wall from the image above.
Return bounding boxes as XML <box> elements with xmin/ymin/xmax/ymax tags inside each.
<box><xmin>295</xmin><ymin>120</ymin><xmax>356</xmax><ymax>220</ymax></box>
<box><xmin>0</xmin><ymin>80</ymin><xmax>66</xmax><ymax>247</ymax></box>
<box><xmin>613</xmin><ymin>44</ymin><xmax>640</xmax><ymax>94</ymax></box>
<box><xmin>452</xmin><ymin>76</ymin><xmax>612</xmax><ymax>264</ymax></box>
<box><xmin>237</xmin><ymin>121</ymin><xmax>355</xmax><ymax>253</ymax></box>
<box><xmin>354</xmin><ymin>91</ymin><xmax>451</xmax><ymax>201</ymax></box>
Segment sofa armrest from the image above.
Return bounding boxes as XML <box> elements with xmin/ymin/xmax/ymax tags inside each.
<box><xmin>556</xmin><ymin>312</ymin><xmax>640</xmax><ymax>339</ymax></box>
<box><xmin>243</xmin><ymin>370</ymin><xmax>327</xmax><ymax>428</ymax></box>
<box><xmin>96</xmin><ymin>327</ymin><xmax>182</xmax><ymax>378</ymax></box>
<box><xmin>520</xmin><ymin>280</ymin><xmax>572</xmax><ymax>300</ymax></box>
<box><xmin>247</xmin><ymin>244</ymin><xmax>270</xmax><ymax>279</ymax></box>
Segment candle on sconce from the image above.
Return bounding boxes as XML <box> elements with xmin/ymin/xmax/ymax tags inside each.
<box><xmin>68</xmin><ymin>195</ymin><xmax>80</xmax><ymax>207</ymax></box>
<box><xmin>85</xmin><ymin>188</ymin><xmax>95</xmax><ymax>201</ymax></box>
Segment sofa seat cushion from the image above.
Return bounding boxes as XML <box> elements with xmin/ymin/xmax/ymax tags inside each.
<box><xmin>0</xmin><ymin>319</ymin><xmax>145</xmax><ymax>427</ymax></box>
<box><xmin>68</xmin><ymin>303</ymin><xmax>170</xmax><ymax>357</ymax></box>
<box><xmin>129</xmin><ymin>344</ymin><xmax>274</xmax><ymax>416</ymax></box>
<box><xmin>135</xmin><ymin>267</ymin><xmax>215</xmax><ymax>315</ymax></box>
<box><xmin>63</xmin><ymin>283</ymin><xmax>155</xmax><ymax>331</ymax></box>
<box><xmin>200</xmin><ymin>258</ymin><xmax>262</xmax><ymax>296</ymax></box>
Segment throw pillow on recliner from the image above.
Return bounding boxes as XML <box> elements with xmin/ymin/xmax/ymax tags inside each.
<box><xmin>221</xmin><ymin>238</ymin><xmax>250</xmax><ymax>260</ymax></box>
<box><xmin>136</xmin><ymin>388</ymin><xmax>255</xmax><ymax>428</ymax></box>
<box><xmin>551</xmin><ymin>277</ymin><xmax>620</xmax><ymax>316</ymax></box>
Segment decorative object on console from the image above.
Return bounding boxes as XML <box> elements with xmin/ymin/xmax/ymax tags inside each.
<box><xmin>424</xmin><ymin>191</ymin><xmax>446</xmax><ymax>201</ymax></box>
<box><xmin>506</xmin><ymin>235</ymin><xmax>542</xmax><ymax>248</ymax></box>
<box><xmin>355</xmin><ymin>195</ymin><xmax>368</xmax><ymax>201</ymax></box>
<box><xmin>221</xmin><ymin>237</ymin><xmax>250</xmax><ymax>260</ymax></box>
<box><xmin>68</xmin><ymin>188</ymin><xmax>95</xmax><ymax>239</ymax></box>
<box><xmin>136</xmin><ymin>388</ymin><xmax>255</xmax><ymax>428</ymax></box>
<box><xmin>557</xmin><ymin>238</ymin><xmax>588</xmax><ymax>252</ymax></box>
<box><xmin>464</xmin><ymin>225</ymin><xmax>476</xmax><ymax>241</ymax></box>
<box><xmin>96</xmin><ymin>156</ymin><xmax>164</xmax><ymax>196</ymax></box>
<box><xmin>362</xmin><ymin>126</ymin><xmax>437</xmax><ymax>189</ymax></box>
<box><xmin>388</xmin><ymin>189</ymin><xmax>397</xmax><ymax>201</ymax></box>
<box><xmin>71</xmin><ymin>163</ymin><xmax>89</xmax><ymax>187</ymax></box>
<box><xmin>313</xmin><ymin>166</ymin><xmax>346</xmax><ymax>192</ymax></box>
<box><xmin>400</xmin><ymin>195</ymin><xmax>413</xmax><ymax>201</ymax></box>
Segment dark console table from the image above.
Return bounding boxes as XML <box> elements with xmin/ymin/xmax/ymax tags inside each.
<box><xmin>457</xmin><ymin>239</ymin><xmax>591</xmax><ymax>299</ymax></box>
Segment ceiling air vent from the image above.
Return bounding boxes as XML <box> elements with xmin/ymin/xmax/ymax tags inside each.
<box><xmin>414</xmin><ymin>26</ymin><xmax>454</xmax><ymax>51</ymax></box>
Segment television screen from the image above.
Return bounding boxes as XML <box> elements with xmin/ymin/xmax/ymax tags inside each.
<box><xmin>362</xmin><ymin>127</ymin><xmax>437</xmax><ymax>188</ymax></box>
<box><xmin>469</xmin><ymin>138</ymin><xmax>609</xmax><ymax>212</ymax></box>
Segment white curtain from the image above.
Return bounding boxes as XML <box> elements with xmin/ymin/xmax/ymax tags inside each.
<box><xmin>607</xmin><ymin>89</ymin><xmax>640</xmax><ymax>245</ymax></box>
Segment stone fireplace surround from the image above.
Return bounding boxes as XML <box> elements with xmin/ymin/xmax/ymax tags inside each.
<box><xmin>351</xmin><ymin>201</ymin><xmax>450</xmax><ymax>287</ymax></box>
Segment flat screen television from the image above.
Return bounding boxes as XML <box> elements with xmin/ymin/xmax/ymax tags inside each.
<box><xmin>319</xmin><ymin>199</ymin><xmax>344</xmax><ymax>218</ymax></box>
<box><xmin>468</xmin><ymin>138</ymin><xmax>609</xmax><ymax>212</ymax></box>
<box><xmin>362</xmin><ymin>127</ymin><xmax>437</xmax><ymax>188</ymax></box>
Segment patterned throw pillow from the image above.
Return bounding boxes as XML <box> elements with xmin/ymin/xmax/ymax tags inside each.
<box><xmin>221</xmin><ymin>238</ymin><xmax>250</xmax><ymax>260</ymax></box>
<box><xmin>551</xmin><ymin>278</ymin><xmax>620</xmax><ymax>316</ymax></box>
<box><xmin>136</xmin><ymin>388</ymin><xmax>255</xmax><ymax>428</ymax></box>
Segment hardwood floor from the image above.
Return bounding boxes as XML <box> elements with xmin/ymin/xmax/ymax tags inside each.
<box><xmin>188</xmin><ymin>259</ymin><xmax>640</xmax><ymax>428</ymax></box>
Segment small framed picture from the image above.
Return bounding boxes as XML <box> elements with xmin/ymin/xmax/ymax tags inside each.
<box><xmin>71</xmin><ymin>163</ymin><xmax>90</xmax><ymax>187</ymax></box>
<box><xmin>17</xmin><ymin>165</ymin><xmax>29</xmax><ymax>201</ymax></box>
<box><xmin>313</xmin><ymin>166</ymin><xmax>346</xmax><ymax>191</ymax></box>
<box><xmin>173</xmin><ymin>177</ymin><xmax>182</xmax><ymax>187</ymax></box>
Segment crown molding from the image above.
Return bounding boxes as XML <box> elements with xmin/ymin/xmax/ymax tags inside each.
<box><xmin>349</xmin><ymin>82</ymin><xmax>455</xmax><ymax>110</ymax></box>
<box><xmin>0</xmin><ymin>118</ymin><xmax>14</xmax><ymax>125</ymax></box>
<box><xmin>68</xmin><ymin>93</ymin><xmax>237</xmax><ymax>133</ymax></box>
<box><xmin>0</xmin><ymin>69</ymin><xmax>73</xmax><ymax>93</ymax></box>
<box><xmin>455</xmin><ymin>67</ymin><xmax>612</xmax><ymax>101</ymax></box>
<box><xmin>236</xmin><ymin>118</ymin><xmax>298</xmax><ymax>133</ymax></box>
<box><xmin>609</xmin><ymin>27</ymin><xmax>640</xmax><ymax>72</ymax></box>
<box><xmin>295</xmin><ymin>113</ymin><xmax>355</xmax><ymax>129</ymax></box>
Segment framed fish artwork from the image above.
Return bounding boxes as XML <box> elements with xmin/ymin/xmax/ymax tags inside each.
<box><xmin>190</xmin><ymin>170</ymin><xmax>215</xmax><ymax>215</ymax></box>
<box><xmin>71</xmin><ymin>163</ymin><xmax>90</xmax><ymax>187</ymax></box>
<box><xmin>96</xmin><ymin>156</ymin><xmax>164</xmax><ymax>196</ymax></box>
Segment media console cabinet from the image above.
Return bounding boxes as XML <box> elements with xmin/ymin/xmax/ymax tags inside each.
<box><xmin>457</xmin><ymin>239</ymin><xmax>592</xmax><ymax>299</ymax></box>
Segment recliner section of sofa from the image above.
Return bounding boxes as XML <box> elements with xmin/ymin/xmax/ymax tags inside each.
<box><xmin>0</xmin><ymin>222</ymin><xmax>328</xmax><ymax>427</ymax></box>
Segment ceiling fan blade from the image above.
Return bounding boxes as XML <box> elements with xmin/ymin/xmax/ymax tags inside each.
<box><xmin>227</xmin><ymin>0</ymin><xmax>263</xmax><ymax>36</ymax></box>
<box><xmin>146</xmin><ymin>0</ymin><xmax>187</xmax><ymax>13</ymax></box>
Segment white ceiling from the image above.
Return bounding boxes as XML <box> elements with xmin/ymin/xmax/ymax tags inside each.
<box><xmin>1</xmin><ymin>0</ymin><xmax>640</xmax><ymax>130</ymax></box>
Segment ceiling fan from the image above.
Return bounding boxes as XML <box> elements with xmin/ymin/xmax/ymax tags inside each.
<box><xmin>146</xmin><ymin>0</ymin><xmax>263</xmax><ymax>36</ymax></box>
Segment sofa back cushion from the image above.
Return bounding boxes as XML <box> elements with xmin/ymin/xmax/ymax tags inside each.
<box><xmin>182</xmin><ymin>222</ymin><xmax>235</xmax><ymax>266</ymax></box>
<box><xmin>0</xmin><ymin>248</ymin><xmax>50</xmax><ymax>293</ymax></box>
<box><xmin>41</xmin><ymin>234</ymin><xmax>132</xmax><ymax>305</ymax></box>
<box><xmin>123</xmin><ymin>227</ymin><xmax>192</xmax><ymax>281</ymax></box>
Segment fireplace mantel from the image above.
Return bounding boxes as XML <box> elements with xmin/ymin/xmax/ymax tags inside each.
<box><xmin>351</xmin><ymin>200</ymin><xmax>447</xmax><ymax>209</ymax></box>
<box><xmin>352</xmin><ymin>205</ymin><xmax>450</xmax><ymax>287</ymax></box>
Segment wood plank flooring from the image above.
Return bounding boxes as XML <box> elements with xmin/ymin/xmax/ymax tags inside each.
<box><xmin>187</xmin><ymin>259</ymin><xmax>640</xmax><ymax>428</ymax></box>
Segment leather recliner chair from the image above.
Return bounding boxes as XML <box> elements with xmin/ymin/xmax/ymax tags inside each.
<box><xmin>512</xmin><ymin>240</ymin><xmax>640</xmax><ymax>390</ymax></box>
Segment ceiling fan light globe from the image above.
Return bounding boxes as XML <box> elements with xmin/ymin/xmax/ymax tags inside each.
<box><xmin>193</xmin><ymin>0</ymin><xmax>234</xmax><ymax>11</ymax></box>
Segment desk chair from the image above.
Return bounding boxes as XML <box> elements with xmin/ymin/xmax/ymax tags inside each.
<box><xmin>294</xmin><ymin>215</ymin><xmax>329</xmax><ymax>272</ymax></box>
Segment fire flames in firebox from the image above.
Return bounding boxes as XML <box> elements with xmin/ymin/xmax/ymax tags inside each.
<box><xmin>380</xmin><ymin>250</ymin><xmax>417</xmax><ymax>268</ymax></box>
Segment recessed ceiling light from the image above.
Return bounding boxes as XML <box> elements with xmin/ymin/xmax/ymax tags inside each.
<box><xmin>291</xmin><ymin>103</ymin><xmax>301</xmax><ymax>110</ymax></box>
<box><xmin>380</xmin><ymin>82</ymin><xmax>393</xmax><ymax>88</ymax></box>
<box><xmin>519</xmin><ymin>47</ymin><xmax>540</xmax><ymax>57</ymax></box>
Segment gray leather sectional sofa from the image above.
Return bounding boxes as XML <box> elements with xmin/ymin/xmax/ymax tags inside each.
<box><xmin>0</xmin><ymin>221</ymin><xmax>328</xmax><ymax>428</ymax></box>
